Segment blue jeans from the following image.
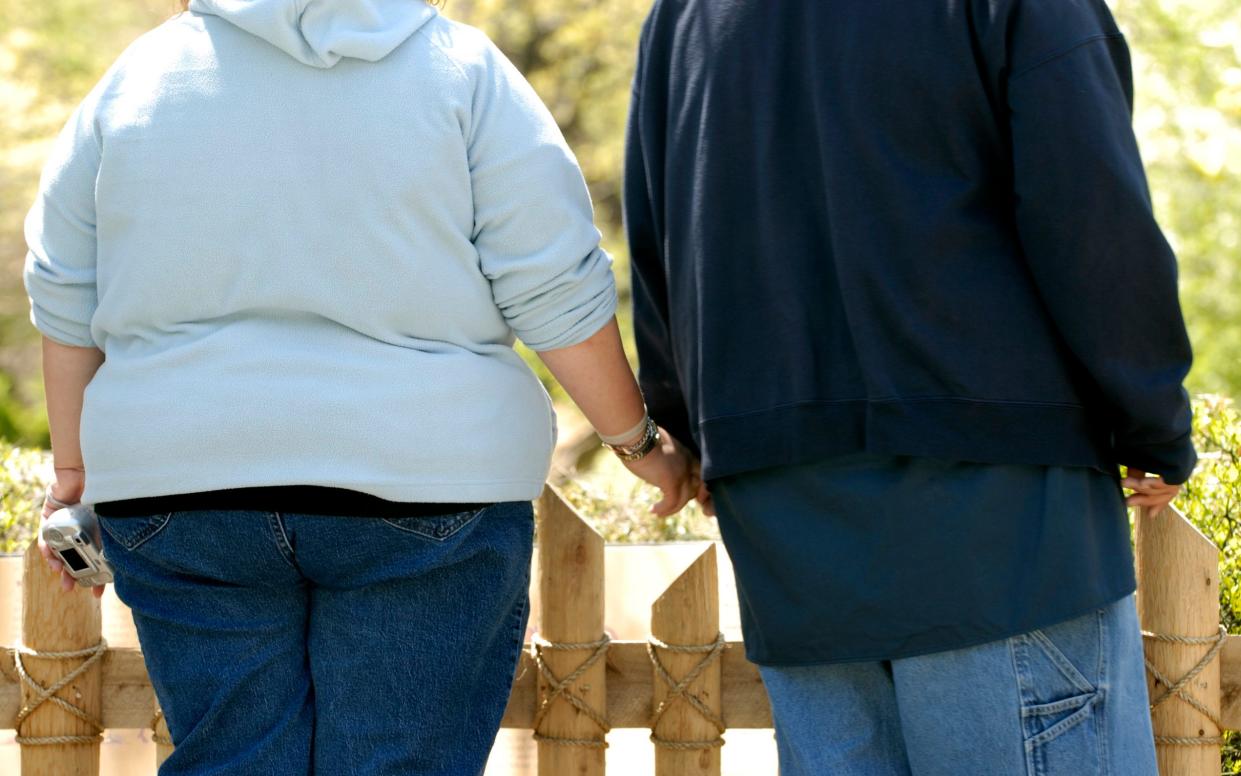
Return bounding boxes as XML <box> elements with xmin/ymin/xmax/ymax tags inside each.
<box><xmin>99</xmin><ymin>502</ymin><xmax>533</xmax><ymax>776</ymax></box>
<box><xmin>757</xmin><ymin>595</ymin><xmax>1156</xmax><ymax>776</ymax></box>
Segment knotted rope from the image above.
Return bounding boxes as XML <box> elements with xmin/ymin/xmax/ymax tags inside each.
<box><xmin>531</xmin><ymin>634</ymin><xmax>611</xmax><ymax>749</ymax></box>
<box><xmin>151</xmin><ymin>708</ymin><xmax>173</xmax><ymax>746</ymax></box>
<box><xmin>1143</xmin><ymin>625</ymin><xmax>1228</xmax><ymax>746</ymax></box>
<box><xmin>13</xmin><ymin>640</ymin><xmax>107</xmax><ymax>746</ymax></box>
<box><xmin>648</xmin><ymin>632</ymin><xmax>727</xmax><ymax>751</ymax></box>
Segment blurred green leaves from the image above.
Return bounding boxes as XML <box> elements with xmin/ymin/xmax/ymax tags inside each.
<box><xmin>1182</xmin><ymin>395</ymin><xmax>1241</xmax><ymax>632</ymax></box>
<box><xmin>0</xmin><ymin>440</ymin><xmax>48</xmax><ymax>552</ymax></box>
<box><xmin>1115</xmin><ymin>0</ymin><xmax>1241</xmax><ymax>395</ymax></box>
<box><xmin>0</xmin><ymin>0</ymin><xmax>176</xmax><ymax>446</ymax></box>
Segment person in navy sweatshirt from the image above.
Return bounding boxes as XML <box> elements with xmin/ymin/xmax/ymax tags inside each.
<box><xmin>625</xmin><ymin>0</ymin><xmax>1195</xmax><ymax>772</ymax></box>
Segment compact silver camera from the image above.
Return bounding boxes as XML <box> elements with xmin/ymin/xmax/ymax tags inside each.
<box><xmin>41</xmin><ymin>504</ymin><xmax>113</xmax><ymax>587</ymax></box>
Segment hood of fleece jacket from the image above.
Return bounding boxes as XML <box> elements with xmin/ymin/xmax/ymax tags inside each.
<box><xmin>188</xmin><ymin>0</ymin><xmax>437</xmax><ymax>68</ymax></box>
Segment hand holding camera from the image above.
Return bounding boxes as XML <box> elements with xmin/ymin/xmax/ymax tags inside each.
<box><xmin>38</xmin><ymin>472</ymin><xmax>111</xmax><ymax>598</ymax></box>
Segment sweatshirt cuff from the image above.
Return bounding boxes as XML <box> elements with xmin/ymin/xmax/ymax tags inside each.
<box><xmin>1114</xmin><ymin>431</ymin><xmax>1197</xmax><ymax>485</ymax></box>
<box><xmin>521</xmin><ymin>281</ymin><xmax>618</xmax><ymax>351</ymax></box>
<box><xmin>29</xmin><ymin>302</ymin><xmax>96</xmax><ymax>348</ymax></box>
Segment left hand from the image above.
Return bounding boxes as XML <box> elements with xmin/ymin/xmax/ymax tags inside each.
<box><xmin>1122</xmin><ymin>468</ymin><xmax>1180</xmax><ymax>515</ymax></box>
<box><xmin>38</xmin><ymin>468</ymin><xmax>106</xmax><ymax>599</ymax></box>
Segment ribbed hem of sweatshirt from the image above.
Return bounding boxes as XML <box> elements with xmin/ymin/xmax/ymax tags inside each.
<box><xmin>698</xmin><ymin>397</ymin><xmax>1118</xmax><ymax>482</ymax></box>
<box><xmin>1113</xmin><ymin>430</ymin><xmax>1197</xmax><ymax>485</ymax></box>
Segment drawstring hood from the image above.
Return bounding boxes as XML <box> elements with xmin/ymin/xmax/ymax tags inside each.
<box><xmin>187</xmin><ymin>0</ymin><xmax>437</xmax><ymax>68</ymax></box>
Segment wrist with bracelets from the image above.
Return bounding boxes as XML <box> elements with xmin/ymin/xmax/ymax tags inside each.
<box><xmin>601</xmin><ymin>415</ymin><xmax>660</xmax><ymax>462</ymax></box>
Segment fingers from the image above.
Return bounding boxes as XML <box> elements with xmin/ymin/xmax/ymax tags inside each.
<box><xmin>650</xmin><ymin>472</ymin><xmax>695</xmax><ymax>518</ymax></box>
<box><xmin>1121</xmin><ymin>477</ymin><xmax>1177</xmax><ymax>495</ymax></box>
<box><xmin>93</xmin><ymin>585</ymin><xmax>106</xmax><ymax>599</ymax></box>
<box><xmin>37</xmin><ymin>536</ymin><xmax>65</xmax><ymax>574</ymax></box>
<box><xmin>696</xmin><ymin>481</ymin><xmax>715</xmax><ymax>517</ymax></box>
<box><xmin>650</xmin><ymin>491</ymin><xmax>681</xmax><ymax>518</ymax></box>
<box><xmin>1126</xmin><ymin>494</ymin><xmax>1176</xmax><ymax>510</ymax></box>
<box><xmin>650</xmin><ymin>490</ymin><xmax>674</xmax><ymax>517</ymax></box>
<box><xmin>60</xmin><ymin>570</ymin><xmax>76</xmax><ymax>593</ymax></box>
<box><xmin>1122</xmin><ymin>471</ymin><xmax>1179</xmax><ymax>518</ymax></box>
<box><xmin>624</xmin><ymin>433</ymin><xmax>705</xmax><ymax>519</ymax></box>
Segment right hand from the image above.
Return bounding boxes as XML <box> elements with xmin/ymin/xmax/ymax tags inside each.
<box><xmin>621</xmin><ymin>426</ymin><xmax>697</xmax><ymax>517</ymax></box>
<box><xmin>1122</xmin><ymin>469</ymin><xmax>1181</xmax><ymax>514</ymax></box>
<box><xmin>37</xmin><ymin>469</ymin><xmax>106</xmax><ymax>598</ymax></box>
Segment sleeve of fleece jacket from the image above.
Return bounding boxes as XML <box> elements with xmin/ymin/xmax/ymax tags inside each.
<box><xmin>467</xmin><ymin>40</ymin><xmax>617</xmax><ymax>352</ymax></box>
<box><xmin>623</xmin><ymin>71</ymin><xmax>697</xmax><ymax>455</ymax></box>
<box><xmin>23</xmin><ymin>97</ymin><xmax>101</xmax><ymax>349</ymax></box>
<box><xmin>1007</xmin><ymin>35</ymin><xmax>1196</xmax><ymax>484</ymax></box>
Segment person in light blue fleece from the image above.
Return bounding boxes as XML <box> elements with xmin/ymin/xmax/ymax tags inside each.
<box><xmin>26</xmin><ymin>1</ymin><xmax>697</xmax><ymax>772</ymax></box>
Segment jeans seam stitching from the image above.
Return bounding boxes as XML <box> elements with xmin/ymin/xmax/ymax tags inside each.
<box><xmin>1024</xmin><ymin>700</ymin><xmax>1098</xmax><ymax>748</ymax></box>
<box><xmin>1029</xmin><ymin>629</ymin><xmax>1095</xmax><ymax>695</ymax></box>
<box><xmin>381</xmin><ymin>507</ymin><xmax>487</xmax><ymax>542</ymax></box>
<box><xmin>102</xmin><ymin>512</ymin><xmax>172</xmax><ymax>551</ymax></box>
<box><xmin>266</xmin><ymin>513</ymin><xmax>297</xmax><ymax>570</ymax></box>
<box><xmin>1097</xmin><ymin>608</ymin><xmax>1110</xmax><ymax>775</ymax></box>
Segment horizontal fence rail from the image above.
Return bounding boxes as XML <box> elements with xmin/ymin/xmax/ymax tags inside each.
<box><xmin>0</xmin><ymin>642</ymin><xmax>774</xmax><ymax>730</ymax></box>
<box><xmin>0</xmin><ymin>486</ymin><xmax>1235</xmax><ymax>775</ymax></box>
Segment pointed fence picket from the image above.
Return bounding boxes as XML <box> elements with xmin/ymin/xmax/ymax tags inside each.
<box><xmin>0</xmin><ymin>488</ymin><xmax>1235</xmax><ymax>775</ymax></box>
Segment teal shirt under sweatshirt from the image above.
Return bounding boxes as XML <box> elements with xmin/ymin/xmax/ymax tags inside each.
<box><xmin>24</xmin><ymin>0</ymin><xmax>617</xmax><ymax>505</ymax></box>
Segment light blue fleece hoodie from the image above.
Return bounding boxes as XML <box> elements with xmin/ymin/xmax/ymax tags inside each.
<box><xmin>23</xmin><ymin>0</ymin><xmax>617</xmax><ymax>505</ymax></box>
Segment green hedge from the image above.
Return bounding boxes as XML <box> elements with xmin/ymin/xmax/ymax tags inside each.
<box><xmin>0</xmin><ymin>443</ymin><xmax>50</xmax><ymax>553</ymax></box>
<box><xmin>1183</xmin><ymin>394</ymin><xmax>1241</xmax><ymax>633</ymax></box>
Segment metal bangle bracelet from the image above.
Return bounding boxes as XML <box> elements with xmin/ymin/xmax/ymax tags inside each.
<box><xmin>607</xmin><ymin>417</ymin><xmax>660</xmax><ymax>461</ymax></box>
<box><xmin>43</xmin><ymin>489</ymin><xmax>76</xmax><ymax>511</ymax></box>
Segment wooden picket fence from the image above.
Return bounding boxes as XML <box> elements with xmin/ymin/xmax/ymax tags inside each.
<box><xmin>0</xmin><ymin>484</ymin><xmax>1238</xmax><ymax>775</ymax></box>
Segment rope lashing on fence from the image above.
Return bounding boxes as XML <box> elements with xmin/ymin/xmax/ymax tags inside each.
<box><xmin>151</xmin><ymin>708</ymin><xmax>173</xmax><ymax>746</ymax></box>
<box><xmin>531</xmin><ymin>634</ymin><xmax>612</xmax><ymax>749</ymax></box>
<box><xmin>647</xmin><ymin>632</ymin><xmax>727</xmax><ymax>751</ymax></box>
<box><xmin>1143</xmin><ymin>625</ymin><xmax>1228</xmax><ymax>746</ymax></box>
<box><xmin>12</xmin><ymin>639</ymin><xmax>107</xmax><ymax>746</ymax></box>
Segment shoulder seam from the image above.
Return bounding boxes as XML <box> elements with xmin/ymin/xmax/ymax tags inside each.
<box><xmin>1009</xmin><ymin>32</ymin><xmax>1125</xmax><ymax>82</ymax></box>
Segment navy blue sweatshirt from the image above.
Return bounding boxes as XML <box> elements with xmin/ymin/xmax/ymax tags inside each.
<box><xmin>625</xmin><ymin>0</ymin><xmax>1196</xmax><ymax>484</ymax></box>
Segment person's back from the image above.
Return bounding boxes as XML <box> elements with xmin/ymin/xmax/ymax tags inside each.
<box><xmin>29</xmin><ymin>2</ymin><xmax>614</xmax><ymax>505</ymax></box>
<box><xmin>627</xmin><ymin>0</ymin><xmax>1193</xmax><ymax>772</ymax></box>
<box><xmin>25</xmin><ymin>2</ymin><xmax>702</xmax><ymax>772</ymax></box>
<box><xmin>627</xmin><ymin>0</ymin><xmax>1193</xmax><ymax>484</ymax></box>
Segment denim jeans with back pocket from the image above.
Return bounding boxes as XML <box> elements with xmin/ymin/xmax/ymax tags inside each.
<box><xmin>99</xmin><ymin>501</ymin><xmax>533</xmax><ymax>776</ymax></box>
<box><xmin>758</xmin><ymin>594</ymin><xmax>1157</xmax><ymax>776</ymax></box>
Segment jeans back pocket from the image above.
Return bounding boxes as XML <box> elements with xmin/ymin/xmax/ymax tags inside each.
<box><xmin>381</xmin><ymin>507</ymin><xmax>487</xmax><ymax>542</ymax></box>
<box><xmin>98</xmin><ymin>513</ymin><xmax>174</xmax><ymax>551</ymax></box>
